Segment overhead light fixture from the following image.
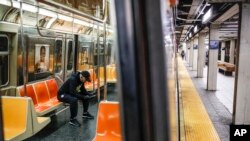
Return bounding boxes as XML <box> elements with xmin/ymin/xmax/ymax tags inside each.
<box><xmin>12</xmin><ymin>1</ymin><xmax>20</xmax><ymax>8</ymax></box>
<box><xmin>73</xmin><ymin>19</ymin><xmax>90</xmax><ymax>26</ymax></box>
<box><xmin>22</xmin><ymin>3</ymin><xmax>37</xmax><ymax>13</ymax></box>
<box><xmin>39</xmin><ymin>8</ymin><xmax>57</xmax><ymax>18</ymax></box>
<box><xmin>46</xmin><ymin>18</ymin><xmax>57</xmax><ymax>29</ymax></box>
<box><xmin>0</xmin><ymin>0</ymin><xmax>11</xmax><ymax>6</ymax></box>
<box><xmin>194</xmin><ymin>26</ymin><xmax>197</xmax><ymax>33</ymax></box>
<box><xmin>202</xmin><ymin>7</ymin><xmax>212</xmax><ymax>23</ymax></box>
<box><xmin>58</xmin><ymin>14</ymin><xmax>73</xmax><ymax>22</ymax></box>
<box><xmin>13</xmin><ymin>1</ymin><xmax>38</xmax><ymax>13</ymax></box>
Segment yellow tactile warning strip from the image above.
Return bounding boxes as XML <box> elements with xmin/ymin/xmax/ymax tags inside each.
<box><xmin>178</xmin><ymin>57</ymin><xmax>221</xmax><ymax>141</ymax></box>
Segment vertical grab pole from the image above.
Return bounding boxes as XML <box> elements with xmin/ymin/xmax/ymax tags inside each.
<box><xmin>96</xmin><ymin>5</ymin><xmax>101</xmax><ymax>102</ymax></box>
<box><xmin>103</xmin><ymin>0</ymin><xmax>108</xmax><ymax>100</ymax></box>
<box><xmin>20</xmin><ymin>0</ymin><xmax>27</xmax><ymax>96</ymax></box>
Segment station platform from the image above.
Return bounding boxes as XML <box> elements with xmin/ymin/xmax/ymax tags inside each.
<box><xmin>182</xmin><ymin>59</ymin><xmax>232</xmax><ymax>141</ymax></box>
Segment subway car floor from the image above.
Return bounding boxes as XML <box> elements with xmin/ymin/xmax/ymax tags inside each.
<box><xmin>184</xmin><ymin>62</ymin><xmax>232</xmax><ymax>141</ymax></box>
<box><xmin>25</xmin><ymin>84</ymin><xmax>118</xmax><ymax>141</ymax></box>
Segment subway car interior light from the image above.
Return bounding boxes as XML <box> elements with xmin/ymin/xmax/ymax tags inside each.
<box><xmin>0</xmin><ymin>0</ymin><xmax>250</xmax><ymax>141</ymax></box>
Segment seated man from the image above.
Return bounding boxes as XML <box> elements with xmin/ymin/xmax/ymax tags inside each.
<box><xmin>57</xmin><ymin>71</ymin><xmax>96</xmax><ymax>127</ymax></box>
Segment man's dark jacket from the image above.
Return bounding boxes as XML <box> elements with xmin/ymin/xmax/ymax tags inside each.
<box><xmin>58</xmin><ymin>72</ymin><xmax>90</xmax><ymax>97</ymax></box>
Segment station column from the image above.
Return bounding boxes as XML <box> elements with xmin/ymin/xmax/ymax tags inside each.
<box><xmin>186</xmin><ymin>41</ymin><xmax>190</xmax><ymax>62</ymax></box>
<box><xmin>189</xmin><ymin>39</ymin><xmax>194</xmax><ymax>67</ymax></box>
<box><xmin>207</xmin><ymin>24</ymin><xmax>220</xmax><ymax>90</ymax></box>
<box><xmin>221</xmin><ymin>41</ymin><xmax>225</xmax><ymax>62</ymax></box>
<box><xmin>192</xmin><ymin>36</ymin><xmax>198</xmax><ymax>71</ymax></box>
<box><xmin>229</xmin><ymin>39</ymin><xmax>235</xmax><ymax>64</ymax></box>
<box><xmin>197</xmin><ymin>33</ymin><xmax>205</xmax><ymax>77</ymax></box>
<box><xmin>234</xmin><ymin>3</ymin><xmax>250</xmax><ymax>124</ymax></box>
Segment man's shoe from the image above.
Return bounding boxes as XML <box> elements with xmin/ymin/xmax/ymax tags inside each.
<box><xmin>69</xmin><ymin>118</ymin><xmax>81</xmax><ymax>127</ymax></box>
<box><xmin>82</xmin><ymin>112</ymin><xmax>94</xmax><ymax>119</ymax></box>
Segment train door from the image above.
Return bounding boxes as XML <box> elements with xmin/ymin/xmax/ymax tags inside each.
<box><xmin>64</xmin><ymin>39</ymin><xmax>75</xmax><ymax>79</ymax></box>
<box><xmin>54</xmin><ymin>39</ymin><xmax>64</xmax><ymax>81</ymax></box>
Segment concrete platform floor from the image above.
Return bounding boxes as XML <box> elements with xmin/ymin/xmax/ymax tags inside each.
<box><xmin>185</xmin><ymin>62</ymin><xmax>232</xmax><ymax>141</ymax></box>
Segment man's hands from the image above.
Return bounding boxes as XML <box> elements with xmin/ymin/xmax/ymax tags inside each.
<box><xmin>83</xmin><ymin>93</ymin><xmax>96</xmax><ymax>100</ymax></box>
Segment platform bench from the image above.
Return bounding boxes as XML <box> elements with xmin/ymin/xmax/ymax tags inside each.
<box><xmin>218</xmin><ymin>62</ymin><xmax>235</xmax><ymax>76</ymax></box>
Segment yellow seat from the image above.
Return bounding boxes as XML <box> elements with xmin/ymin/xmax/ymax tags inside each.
<box><xmin>99</xmin><ymin>67</ymin><xmax>105</xmax><ymax>82</ymax></box>
<box><xmin>109</xmin><ymin>67</ymin><xmax>117</xmax><ymax>83</ymax></box>
<box><xmin>99</xmin><ymin>66</ymin><xmax>117</xmax><ymax>83</ymax></box>
<box><xmin>92</xmin><ymin>101</ymin><xmax>122</xmax><ymax>141</ymax></box>
<box><xmin>28</xmin><ymin>97</ymin><xmax>51</xmax><ymax>134</ymax></box>
<box><xmin>2</xmin><ymin>96</ymin><xmax>51</xmax><ymax>141</ymax></box>
<box><xmin>2</xmin><ymin>96</ymin><xmax>32</xmax><ymax>141</ymax></box>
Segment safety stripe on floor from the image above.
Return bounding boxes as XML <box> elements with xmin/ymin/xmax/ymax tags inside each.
<box><xmin>178</xmin><ymin>57</ymin><xmax>220</xmax><ymax>141</ymax></box>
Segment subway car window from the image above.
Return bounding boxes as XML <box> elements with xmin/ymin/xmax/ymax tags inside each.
<box><xmin>55</xmin><ymin>40</ymin><xmax>63</xmax><ymax>73</ymax></box>
<box><xmin>0</xmin><ymin>35</ymin><xmax>9</xmax><ymax>86</ymax></box>
<box><xmin>0</xmin><ymin>36</ymin><xmax>8</xmax><ymax>51</ymax></box>
<box><xmin>0</xmin><ymin>56</ymin><xmax>9</xmax><ymax>86</ymax></box>
<box><xmin>67</xmin><ymin>40</ymin><xmax>73</xmax><ymax>70</ymax></box>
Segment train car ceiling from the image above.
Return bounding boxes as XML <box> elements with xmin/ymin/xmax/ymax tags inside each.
<box><xmin>0</xmin><ymin>0</ymin><xmax>113</xmax><ymax>35</ymax></box>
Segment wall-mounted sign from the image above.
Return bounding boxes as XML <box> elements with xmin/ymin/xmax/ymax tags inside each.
<box><xmin>210</xmin><ymin>40</ymin><xmax>219</xmax><ymax>50</ymax></box>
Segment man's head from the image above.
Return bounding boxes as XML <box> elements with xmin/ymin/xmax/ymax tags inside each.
<box><xmin>79</xmin><ymin>71</ymin><xmax>91</xmax><ymax>83</ymax></box>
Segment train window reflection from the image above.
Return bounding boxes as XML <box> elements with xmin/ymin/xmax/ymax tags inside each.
<box><xmin>67</xmin><ymin>41</ymin><xmax>73</xmax><ymax>70</ymax></box>
<box><xmin>55</xmin><ymin>40</ymin><xmax>63</xmax><ymax>73</ymax></box>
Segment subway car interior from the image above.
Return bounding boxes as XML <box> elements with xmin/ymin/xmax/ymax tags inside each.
<box><xmin>0</xmin><ymin>0</ymin><xmax>250</xmax><ymax>141</ymax></box>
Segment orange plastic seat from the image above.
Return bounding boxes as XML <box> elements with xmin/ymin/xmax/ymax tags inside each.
<box><xmin>33</xmin><ymin>81</ymin><xmax>62</xmax><ymax>115</ymax></box>
<box><xmin>85</xmin><ymin>69</ymin><xmax>104</xmax><ymax>91</ymax></box>
<box><xmin>93</xmin><ymin>101</ymin><xmax>122</xmax><ymax>141</ymax></box>
<box><xmin>18</xmin><ymin>85</ymin><xmax>51</xmax><ymax>114</ymax></box>
<box><xmin>17</xmin><ymin>80</ymin><xmax>62</xmax><ymax>116</ymax></box>
<box><xmin>33</xmin><ymin>82</ymin><xmax>52</xmax><ymax>105</ymax></box>
<box><xmin>18</xmin><ymin>85</ymin><xmax>38</xmax><ymax>106</ymax></box>
<box><xmin>45</xmin><ymin>79</ymin><xmax>60</xmax><ymax>103</ymax></box>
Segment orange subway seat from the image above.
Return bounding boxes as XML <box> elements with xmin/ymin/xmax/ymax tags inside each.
<box><xmin>18</xmin><ymin>85</ymin><xmax>38</xmax><ymax>106</ymax></box>
<box><xmin>45</xmin><ymin>79</ymin><xmax>60</xmax><ymax>103</ymax></box>
<box><xmin>85</xmin><ymin>69</ymin><xmax>99</xmax><ymax>90</ymax></box>
<box><xmin>33</xmin><ymin>82</ymin><xmax>52</xmax><ymax>105</ymax></box>
<box><xmin>93</xmin><ymin>101</ymin><xmax>122</xmax><ymax>141</ymax></box>
<box><xmin>33</xmin><ymin>82</ymin><xmax>60</xmax><ymax>107</ymax></box>
<box><xmin>18</xmin><ymin>85</ymin><xmax>50</xmax><ymax>114</ymax></box>
<box><xmin>88</xmin><ymin>69</ymin><xmax>97</xmax><ymax>82</ymax></box>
